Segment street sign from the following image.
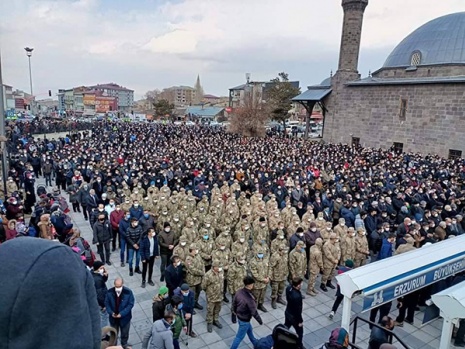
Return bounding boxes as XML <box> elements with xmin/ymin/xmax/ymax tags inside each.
<box><xmin>362</xmin><ymin>256</ymin><xmax>465</xmax><ymax>311</ymax></box>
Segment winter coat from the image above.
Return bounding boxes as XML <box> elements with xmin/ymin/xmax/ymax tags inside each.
<box><xmin>232</xmin><ymin>287</ymin><xmax>262</xmax><ymax>323</ymax></box>
<box><xmin>140</xmin><ymin>235</ymin><xmax>159</xmax><ymax>261</ymax></box>
<box><xmin>377</xmin><ymin>239</ymin><xmax>393</xmax><ymax>260</ymax></box>
<box><xmin>105</xmin><ymin>286</ymin><xmax>135</xmax><ymax>327</ymax></box>
<box><xmin>126</xmin><ymin>225</ymin><xmax>144</xmax><ymax>249</ymax></box>
<box><xmin>92</xmin><ymin>272</ymin><xmax>108</xmax><ymax>308</ymax></box>
<box><xmin>142</xmin><ymin>319</ymin><xmax>174</xmax><ymax>349</ymax></box>
<box><xmin>110</xmin><ymin>209</ymin><xmax>125</xmax><ymax>230</ymax></box>
<box><xmin>158</xmin><ymin>230</ymin><xmax>178</xmax><ymax>255</ymax></box>
<box><xmin>92</xmin><ymin>220</ymin><xmax>112</xmax><ymax>244</ymax></box>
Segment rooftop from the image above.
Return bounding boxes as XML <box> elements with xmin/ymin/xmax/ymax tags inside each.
<box><xmin>89</xmin><ymin>83</ymin><xmax>134</xmax><ymax>92</ymax></box>
<box><xmin>347</xmin><ymin>75</ymin><xmax>465</xmax><ymax>86</ymax></box>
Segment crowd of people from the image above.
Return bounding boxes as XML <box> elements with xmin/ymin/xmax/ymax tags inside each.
<box><xmin>1</xmin><ymin>121</ymin><xmax>465</xmax><ymax>349</ymax></box>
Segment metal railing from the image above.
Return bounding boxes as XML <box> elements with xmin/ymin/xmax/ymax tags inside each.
<box><xmin>350</xmin><ymin>316</ymin><xmax>412</xmax><ymax>349</ymax></box>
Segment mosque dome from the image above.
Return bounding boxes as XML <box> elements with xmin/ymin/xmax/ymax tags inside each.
<box><xmin>383</xmin><ymin>12</ymin><xmax>465</xmax><ymax>68</ymax></box>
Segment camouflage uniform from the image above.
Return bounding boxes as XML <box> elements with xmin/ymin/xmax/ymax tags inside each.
<box><xmin>212</xmin><ymin>244</ymin><xmax>232</xmax><ymax>301</ymax></box>
<box><xmin>227</xmin><ymin>252</ymin><xmax>248</xmax><ymax>322</ymax></box>
<box><xmin>268</xmin><ymin>246</ymin><xmax>289</xmax><ymax>309</ymax></box>
<box><xmin>181</xmin><ymin>219</ymin><xmax>197</xmax><ymax>244</ymax></box>
<box><xmin>185</xmin><ymin>243</ymin><xmax>205</xmax><ymax>305</ymax></box>
<box><xmin>250</xmin><ymin>240</ymin><xmax>270</xmax><ymax>262</ymax></box>
<box><xmin>199</xmin><ymin>232</ymin><xmax>214</xmax><ymax>270</ymax></box>
<box><xmin>289</xmin><ymin>241</ymin><xmax>307</xmax><ymax>279</ymax></box>
<box><xmin>333</xmin><ymin>219</ymin><xmax>348</xmax><ymax>239</ymax></box>
<box><xmin>216</xmin><ymin>230</ymin><xmax>233</xmax><ymax>251</ymax></box>
<box><xmin>354</xmin><ymin>228</ymin><xmax>369</xmax><ymax>267</ymax></box>
<box><xmin>249</xmin><ymin>254</ymin><xmax>269</xmax><ymax>311</ymax></box>
<box><xmin>172</xmin><ymin>236</ymin><xmax>189</xmax><ymax>262</ymax></box>
<box><xmin>270</xmin><ymin>232</ymin><xmax>289</xmax><ymax>254</ymax></box>
<box><xmin>201</xmin><ymin>262</ymin><xmax>224</xmax><ymax>328</ymax></box>
<box><xmin>321</xmin><ymin>235</ymin><xmax>341</xmax><ymax>289</ymax></box>
<box><xmin>231</xmin><ymin>234</ymin><xmax>249</xmax><ymax>261</ymax></box>
<box><xmin>315</xmin><ymin>214</ymin><xmax>327</xmax><ymax>231</ymax></box>
<box><xmin>321</xmin><ymin>222</ymin><xmax>333</xmax><ymax>242</ymax></box>
<box><xmin>306</xmin><ymin>238</ymin><xmax>324</xmax><ymax>296</ymax></box>
<box><xmin>341</xmin><ymin>228</ymin><xmax>356</xmax><ymax>263</ymax></box>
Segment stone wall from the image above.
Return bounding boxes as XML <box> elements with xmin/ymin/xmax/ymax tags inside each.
<box><xmin>323</xmin><ymin>82</ymin><xmax>465</xmax><ymax>157</ymax></box>
<box><xmin>373</xmin><ymin>65</ymin><xmax>465</xmax><ymax>79</ymax></box>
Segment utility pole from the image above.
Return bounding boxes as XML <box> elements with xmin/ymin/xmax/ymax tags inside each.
<box><xmin>24</xmin><ymin>47</ymin><xmax>34</xmax><ymax>114</ymax></box>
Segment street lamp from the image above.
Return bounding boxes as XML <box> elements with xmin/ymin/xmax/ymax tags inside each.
<box><xmin>0</xmin><ymin>135</ymin><xmax>7</xmax><ymax>199</ymax></box>
<box><xmin>24</xmin><ymin>47</ymin><xmax>34</xmax><ymax>114</ymax></box>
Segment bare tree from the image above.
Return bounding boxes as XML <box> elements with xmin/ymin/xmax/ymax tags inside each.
<box><xmin>230</xmin><ymin>89</ymin><xmax>268</xmax><ymax>137</ymax></box>
<box><xmin>144</xmin><ymin>89</ymin><xmax>161</xmax><ymax>108</ymax></box>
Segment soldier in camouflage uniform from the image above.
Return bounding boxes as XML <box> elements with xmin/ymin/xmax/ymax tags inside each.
<box><xmin>315</xmin><ymin>212</ymin><xmax>327</xmax><ymax>231</ymax></box>
<box><xmin>321</xmin><ymin>221</ymin><xmax>334</xmax><ymax>242</ymax></box>
<box><xmin>182</xmin><ymin>218</ymin><xmax>197</xmax><ymax>244</ymax></box>
<box><xmin>289</xmin><ymin>241</ymin><xmax>307</xmax><ymax>281</ymax></box>
<box><xmin>171</xmin><ymin>213</ymin><xmax>184</xmax><ymax>240</ymax></box>
<box><xmin>250</xmin><ymin>239</ymin><xmax>269</xmax><ymax>262</ymax></box>
<box><xmin>333</xmin><ymin>218</ymin><xmax>348</xmax><ymax>239</ymax></box>
<box><xmin>173</xmin><ymin>235</ymin><xmax>189</xmax><ymax>262</ymax></box>
<box><xmin>321</xmin><ymin>233</ymin><xmax>341</xmax><ymax>292</ymax></box>
<box><xmin>232</xmin><ymin>232</ymin><xmax>249</xmax><ymax>260</ymax></box>
<box><xmin>185</xmin><ymin>243</ymin><xmax>205</xmax><ymax>310</ymax></box>
<box><xmin>340</xmin><ymin>227</ymin><xmax>356</xmax><ymax>264</ymax></box>
<box><xmin>156</xmin><ymin>207</ymin><xmax>171</xmax><ymax>231</ymax></box>
<box><xmin>306</xmin><ymin>238</ymin><xmax>324</xmax><ymax>296</ymax></box>
<box><xmin>354</xmin><ymin>228</ymin><xmax>370</xmax><ymax>268</ymax></box>
<box><xmin>268</xmin><ymin>244</ymin><xmax>289</xmax><ymax>309</ymax></box>
<box><xmin>227</xmin><ymin>252</ymin><xmax>248</xmax><ymax>323</ymax></box>
<box><xmin>254</xmin><ymin>217</ymin><xmax>269</xmax><ymax>244</ymax></box>
<box><xmin>216</xmin><ymin>229</ymin><xmax>233</xmax><ymax>251</ymax></box>
<box><xmin>212</xmin><ymin>241</ymin><xmax>232</xmax><ymax>303</ymax></box>
<box><xmin>202</xmin><ymin>260</ymin><xmax>224</xmax><ymax>332</ymax></box>
<box><xmin>270</xmin><ymin>230</ymin><xmax>288</xmax><ymax>254</ymax></box>
<box><xmin>199</xmin><ymin>230</ymin><xmax>214</xmax><ymax>271</ymax></box>
<box><xmin>249</xmin><ymin>251</ymin><xmax>269</xmax><ymax>312</ymax></box>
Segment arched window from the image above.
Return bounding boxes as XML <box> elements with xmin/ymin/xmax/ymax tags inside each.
<box><xmin>410</xmin><ymin>51</ymin><xmax>422</xmax><ymax>66</ymax></box>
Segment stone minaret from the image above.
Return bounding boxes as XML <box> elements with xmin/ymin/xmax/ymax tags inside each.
<box><xmin>336</xmin><ymin>0</ymin><xmax>368</xmax><ymax>80</ymax></box>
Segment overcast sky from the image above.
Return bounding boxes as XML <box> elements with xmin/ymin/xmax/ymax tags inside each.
<box><xmin>1</xmin><ymin>0</ymin><xmax>464</xmax><ymax>99</ymax></box>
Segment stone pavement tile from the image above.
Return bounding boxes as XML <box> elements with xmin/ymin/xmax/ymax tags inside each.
<box><xmin>217</xmin><ymin>324</ymin><xmax>236</xmax><ymax>339</ymax></box>
<box><xmin>302</xmin><ymin>332</ymin><xmax>326</xmax><ymax>349</ymax></box>
<box><xmin>181</xmin><ymin>337</ymin><xmax>207</xmax><ymax>349</ymax></box>
<box><xmin>132</xmin><ymin>310</ymin><xmax>149</xmax><ymax>322</ymax></box>
<box><xmin>201</xmin><ymin>331</ymin><xmax>222</xmax><ymax>345</ymax></box>
<box><xmin>132</xmin><ymin>318</ymin><xmax>152</xmax><ymax>332</ymax></box>
<box><xmin>412</xmin><ymin>329</ymin><xmax>437</xmax><ymax>343</ymax></box>
<box><xmin>312</xmin><ymin>314</ymin><xmax>334</xmax><ymax>328</ymax></box>
<box><xmin>263</xmin><ymin>319</ymin><xmax>282</xmax><ymax>332</ymax></box>
<box><xmin>314</xmin><ymin>302</ymin><xmax>332</xmax><ymax>315</ymax></box>
<box><xmin>303</xmin><ymin>318</ymin><xmax>322</xmax><ymax>332</ymax></box>
<box><xmin>207</xmin><ymin>340</ymin><xmax>231</xmax><ymax>349</ymax></box>
<box><xmin>396</xmin><ymin>334</ymin><xmax>428</xmax><ymax>348</ymax></box>
<box><xmin>259</xmin><ymin>312</ymin><xmax>277</xmax><ymax>324</ymax></box>
<box><xmin>253</xmin><ymin>323</ymin><xmax>273</xmax><ymax>337</ymax></box>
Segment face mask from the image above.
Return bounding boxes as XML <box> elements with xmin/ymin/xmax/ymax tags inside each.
<box><xmin>203</xmin><ymin>235</ymin><xmax>209</xmax><ymax>240</ymax></box>
<box><xmin>115</xmin><ymin>287</ymin><xmax>123</xmax><ymax>293</ymax></box>
<box><xmin>218</xmin><ymin>267</ymin><xmax>223</xmax><ymax>272</ymax></box>
<box><xmin>195</xmin><ymin>250</ymin><xmax>199</xmax><ymax>254</ymax></box>
<box><xmin>165</xmin><ymin>228</ymin><xmax>171</xmax><ymax>232</ymax></box>
<box><xmin>98</xmin><ymin>208</ymin><xmax>104</xmax><ymax>212</ymax></box>
<box><xmin>178</xmin><ymin>303</ymin><xmax>183</xmax><ymax>310</ymax></box>
<box><xmin>116</xmin><ymin>207</ymin><xmax>121</xmax><ymax>211</ymax></box>
<box><xmin>144</xmin><ymin>213</ymin><xmax>149</xmax><ymax>218</ymax></box>
<box><xmin>311</xmin><ymin>228</ymin><xmax>317</xmax><ymax>232</ymax></box>
<box><xmin>326</xmin><ymin>227</ymin><xmax>331</xmax><ymax>231</ymax></box>
<box><xmin>239</xmin><ymin>238</ymin><xmax>245</xmax><ymax>243</ymax></box>
<box><xmin>300</xmin><ymin>248</ymin><xmax>305</xmax><ymax>253</ymax></box>
<box><xmin>126</xmin><ymin>215</ymin><xmax>131</xmax><ymax>220</ymax></box>
<box><xmin>174</xmin><ymin>218</ymin><xmax>179</xmax><ymax>222</ymax></box>
<box><xmin>318</xmin><ymin>217</ymin><xmax>323</xmax><ymax>220</ymax></box>
<box><xmin>298</xmin><ymin>233</ymin><xmax>304</xmax><ymax>237</ymax></box>
<box><xmin>181</xmin><ymin>242</ymin><xmax>186</xmax><ymax>246</ymax></box>
<box><xmin>220</xmin><ymin>246</ymin><xmax>225</xmax><ymax>250</ymax></box>
<box><xmin>98</xmin><ymin>269</ymin><xmax>105</xmax><ymax>276</ymax></box>
<box><xmin>176</xmin><ymin>261</ymin><xmax>181</xmax><ymax>267</ymax></box>
<box><xmin>257</xmin><ymin>253</ymin><xmax>264</xmax><ymax>259</ymax></box>
<box><xmin>134</xmin><ymin>204</ymin><xmax>139</xmax><ymax>208</ymax></box>
<box><xmin>163</xmin><ymin>294</ymin><xmax>169</xmax><ymax>299</ymax></box>
<box><xmin>340</xmin><ymin>223</ymin><xmax>345</xmax><ymax>226</ymax></box>
<box><xmin>182</xmin><ymin>291</ymin><xmax>189</xmax><ymax>296</ymax></box>
<box><xmin>109</xmin><ymin>202</ymin><xmax>115</xmax><ymax>206</ymax></box>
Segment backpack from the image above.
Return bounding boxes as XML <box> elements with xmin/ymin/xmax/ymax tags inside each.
<box><xmin>272</xmin><ymin>324</ymin><xmax>299</xmax><ymax>349</ymax></box>
<box><xmin>75</xmin><ymin>237</ymin><xmax>96</xmax><ymax>267</ymax></box>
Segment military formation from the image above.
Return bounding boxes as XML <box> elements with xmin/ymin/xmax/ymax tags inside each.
<box><xmin>120</xmin><ymin>183</ymin><xmax>370</xmax><ymax>332</ymax></box>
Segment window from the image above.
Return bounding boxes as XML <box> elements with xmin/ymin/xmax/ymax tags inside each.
<box><xmin>351</xmin><ymin>137</ymin><xmax>360</xmax><ymax>147</ymax></box>
<box><xmin>399</xmin><ymin>98</ymin><xmax>408</xmax><ymax>120</ymax></box>
<box><xmin>410</xmin><ymin>51</ymin><xmax>422</xmax><ymax>66</ymax></box>
<box><xmin>393</xmin><ymin>142</ymin><xmax>404</xmax><ymax>154</ymax></box>
<box><xmin>449</xmin><ymin>149</ymin><xmax>462</xmax><ymax>160</ymax></box>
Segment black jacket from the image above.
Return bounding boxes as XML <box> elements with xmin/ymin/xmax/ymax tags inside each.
<box><xmin>152</xmin><ymin>297</ymin><xmax>170</xmax><ymax>322</ymax></box>
<box><xmin>92</xmin><ymin>272</ymin><xmax>108</xmax><ymax>308</ymax></box>
<box><xmin>92</xmin><ymin>220</ymin><xmax>112</xmax><ymax>244</ymax></box>
<box><xmin>368</xmin><ymin>326</ymin><xmax>389</xmax><ymax>349</ymax></box>
<box><xmin>126</xmin><ymin>225</ymin><xmax>143</xmax><ymax>249</ymax></box>
<box><xmin>165</xmin><ymin>263</ymin><xmax>185</xmax><ymax>291</ymax></box>
<box><xmin>232</xmin><ymin>288</ymin><xmax>262</xmax><ymax>323</ymax></box>
<box><xmin>285</xmin><ymin>284</ymin><xmax>303</xmax><ymax>323</ymax></box>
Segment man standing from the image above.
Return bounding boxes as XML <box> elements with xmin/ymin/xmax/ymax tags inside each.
<box><xmin>228</xmin><ymin>252</ymin><xmax>248</xmax><ymax>322</ymax></box>
<box><xmin>158</xmin><ymin>222</ymin><xmax>178</xmax><ymax>282</ymax></box>
<box><xmin>285</xmin><ymin>277</ymin><xmax>305</xmax><ymax>349</ymax></box>
<box><xmin>140</xmin><ymin>227</ymin><xmax>159</xmax><ymax>288</ymax></box>
<box><xmin>110</xmin><ymin>203</ymin><xmax>125</xmax><ymax>252</ymax></box>
<box><xmin>320</xmin><ymin>233</ymin><xmax>340</xmax><ymax>292</ymax></box>
<box><xmin>230</xmin><ymin>276</ymin><xmax>263</xmax><ymax>349</ymax></box>
<box><xmin>202</xmin><ymin>260</ymin><xmax>224</xmax><ymax>332</ymax></box>
<box><xmin>126</xmin><ymin>218</ymin><xmax>143</xmax><ymax>276</ymax></box>
<box><xmin>249</xmin><ymin>252</ymin><xmax>269</xmax><ymax>312</ymax></box>
<box><xmin>174</xmin><ymin>283</ymin><xmax>197</xmax><ymax>338</ymax></box>
<box><xmin>306</xmin><ymin>238</ymin><xmax>324</xmax><ymax>296</ymax></box>
<box><xmin>105</xmin><ymin>278</ymin><xmax>135</xmax><ymax>349</ymax></box>
<box><xmin>92</xmin><ymin>261</ymin><xmax>108</xmax><ymax>328</ymax></box>
<box><xmin>184</xmin><ymin>243</ymin><xmax>205</xmax><ymax>310</ymax></box>
<box><xmin>165</xmin><ymin>255</ymin><xmax>185</xmax><ymax>296</ymax></box>
<box><xmin>268</xmin><ymin>245</ymin><xmax>288</xmax><ymax>309</ymax></box>
<box><xmin>92</xmin><ymin>212</ymin><xmax>112</xmax><ymax>265</ymax></box>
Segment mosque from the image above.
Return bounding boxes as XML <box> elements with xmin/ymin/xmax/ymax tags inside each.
<box><xmin>294</xmin><ymin>0</ymin><xmax>465</xmax><ymax>158</ymax></box>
